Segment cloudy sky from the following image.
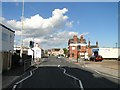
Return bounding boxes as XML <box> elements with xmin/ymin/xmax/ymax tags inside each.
<box><xmin>1</xmin><ymin>2</ymin><xmax>118</xmax><ymax>49</ymax></box>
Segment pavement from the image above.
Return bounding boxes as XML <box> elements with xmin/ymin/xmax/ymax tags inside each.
<box><xmin>2</xmin><ymin>66</ymin><xmax>24</xmax><ymax>89</ymax></box>
<box><xmin>65</xmin><ymin>58</ymin><xmax>120</xmax><ymax>79</ymax></box>
<box><xmin>2</xmin><ymin>59</ymin><xmax>39</xmax><ymax>89</ymax></box>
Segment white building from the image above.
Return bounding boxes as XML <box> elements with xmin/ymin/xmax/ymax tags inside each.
<box><xmin>0</xmin><ymin>24</ymin><xmax>14</xmax><ymax>51</ymax></box>
<box><xmin>99</xmin><ymin>48</ymin><xmax>120</xmax><ymax>59</ymax></box>
<box><xmin>48</xmin><ymin>48</ymin><xmax>64</xmax><ymax>56</ymax></box>
<box><xmin>28</xmin><ymin>43</ymin><xmax>42</xmax><ymax>59</ymax></box>
<box><xmin>0</xmin><ymin>24</ymin><xmax>15</xmax><ymax>73</ymax></box>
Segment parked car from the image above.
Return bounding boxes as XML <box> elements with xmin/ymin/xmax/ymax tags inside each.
<box><xmin>90</xmin><ymin>55</ymin><xmax>103</xmax><ymax>62</ymax></box>
<box><xmin>90</xmin><ymin>56</ymin><xmax>95</xmax><ymax>61</ymax></box>
<box><xmin>118</xmin><ymin>56</ymin><xmax>120</xmax><ymax>61</ymax></box>
<box><xmin>42</xmin><ymin>55</ymin><xmax>48</xmax><ymax>58</ymax></box>
<box><xmin>95</xmin><ymin>55</ymin><xmax>103</xmax><ymax>61</ymax></box>
<box><xmin>57</xmin><ymin>54</ymin><xmax>64</xmax><ymax>59</ymax></box>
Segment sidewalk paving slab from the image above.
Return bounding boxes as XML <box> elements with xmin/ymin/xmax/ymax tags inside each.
<box><xmin>2</xmin><ymin>66</ymin><xmax>24</xmax><ymax>89</ymax></box>
<box><xmin>64</xmin><ymin>58</ymin><xmax>119</xmax><ymax>79</ymax></box>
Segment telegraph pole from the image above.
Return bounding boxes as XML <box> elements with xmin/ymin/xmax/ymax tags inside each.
<box><xmin>20</xmin><ymin>0</ymin><xmax>24</xmax><ymax>58</ymax></box>
<box><xmin>115</xmin><ymin>42</ymin><xmax>118</xmax><ymax>48</ymax></box>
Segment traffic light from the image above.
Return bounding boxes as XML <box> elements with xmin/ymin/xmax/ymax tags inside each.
<box><xmin>29</xmin><ymin>41</ymin><xmax>34</xmax><ymax>48</ymax></box>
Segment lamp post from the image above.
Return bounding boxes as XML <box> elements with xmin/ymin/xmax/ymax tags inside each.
<box><xmin>20</xmin><ymin>0</ymin><xmax>24</xmax><ymax>58</ymax></box>
<box><xmin>84</xmin><ymin>50</ymin><xmax>86</xmax><ymax>66</ymax></box>
<box><xmin>77</xmin><ymin>52</ymin><xmax>79</xmax><ymax>63</ymax></box>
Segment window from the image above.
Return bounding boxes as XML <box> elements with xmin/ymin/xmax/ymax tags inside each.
<box><xmin>77</xmin><ymin>45</ymin><xmax>81</xmax><ymax>50</ymax></box>
<box><xmin>10</xmin><ymin>35</ymin><xmax>12</xmax><ymax>43</ymax></box>
<box><xmin>70</xmin><ymin>41</ymin><xmax>74</xmax><ymax>43</ymax></box>
<box><xmin>72</xmin><ymin>47</ymin><xmax>75</xmax><ymax>50</ymax></box>
<box><xmin>2</xmin><ymin>32</ymin><xmax>8</xmax><ymax>41</ymax></box>
<box><xmin>72</xmin><ymin>53</ymin><xmax>74</xmax><ymax>57</ymax></box>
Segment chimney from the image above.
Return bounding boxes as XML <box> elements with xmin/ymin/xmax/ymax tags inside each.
<box><xmin>88</xmin><ymin>41</ymin><xmax>90</xmax><ymax>47</ymax></box>
<box><xmin>80</xmin><ymin>35</ymin><xmax>84</xmax><ymax>43</ymax></box>
<box><xmin>96</xmin><ymin>41</ymin><xmax>98</xmax><ymax>47</ymax></box>
<box><xmin>73</xmin><ymin>35</ymin><xmax>77</xmax><ymax>43</ymax></box>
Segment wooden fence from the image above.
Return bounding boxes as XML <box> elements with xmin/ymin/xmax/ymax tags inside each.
<box><xmin>1</xmin><ymin>52</ymin><xmax>12</xmax><ymax>71</ymax></box>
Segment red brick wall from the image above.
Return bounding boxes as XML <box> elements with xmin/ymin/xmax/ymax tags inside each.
<box><xmin>74</xmin><ymin>46</ymin><xmax>78</xmax><ymax>60</ymax></box>
<box><xmin>69</xmin><ymin>46</ymin><xmax>78</xmax><ymax>60</ymax></box>
<box><xmin>68</xmin><ymin>35</ymin><xmax>98</xmax><ymax>60</ymax></box>
<box><xmin>87</xmin><ymin>47</ymin><xmax>92</xmax><ymax>57</ymax></box>
<box><xmin>73</xmin><ymin>35</ymin><xmax>77</xmax><ymax>43</ymax></box>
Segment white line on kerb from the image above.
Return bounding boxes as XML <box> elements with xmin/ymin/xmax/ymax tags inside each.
<box><xmin>60</xmin><ymin>66</ymin><xmax>84</xmax><ymax>90</ymax></box>
<box><xmin>12</xmin><ymin>67</ymin><xmax>38</xmax><ymax>90</ymax></box>
<box><xmin>84</xmin><ymin>65</ymin><xmax>119</xmax><ymax>80</ymax></box>
<box><xmin>94</xmin><ymin>70</ymin><xmax>120</xmax><ymax>80</ymax></box>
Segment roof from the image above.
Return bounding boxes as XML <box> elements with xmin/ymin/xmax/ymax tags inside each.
<box><xmin>90</xmin><ymin>45</ymin><xmax>98</xmax><ymax>48</ymax></box>
<box><xmin>52</xmin><ymin>48</ymin><xmax>60</xmax><ymax>51</ymax></box>
<box><xmin>69</xmin><ymin>38</ymin><xmax>87</xmax><ymax>44</ymax></box>
<box><xmin>0</xmin><ymin>23</ymin><xmax>15</xmax><ymax>33</ymax></box>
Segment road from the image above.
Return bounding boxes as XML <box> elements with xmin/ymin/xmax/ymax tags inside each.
<box><xmin>6</xmin><ymin>56</ymin><xmax>119</xmax><ymax>89</ymax></box>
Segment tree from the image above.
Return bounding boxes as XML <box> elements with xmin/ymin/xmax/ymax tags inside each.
<box><xmin>63</xmin><ymin>48</ymin><xmax>68</xmax><ymax>57</ymax></box>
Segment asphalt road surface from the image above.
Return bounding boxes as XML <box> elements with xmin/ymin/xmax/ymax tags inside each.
<box><xmin>5</xmin><ymin>56</ymin><xmax>119</xmax><ymax>89</ymax></box>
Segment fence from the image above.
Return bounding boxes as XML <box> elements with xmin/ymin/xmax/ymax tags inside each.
<box><xmin>1</xmin><ymin>52</ymin><xmax>12</xmax><ymax>71</ymax></box>
<box><xmin>22</xmin><ymin>54</ymin><xmax>32</xmax><ymax>71</ymax></box>
<box><xmin>0</xmin><ymin>52</ymin><xmax>2</xmax><ymax>74</ymax></box>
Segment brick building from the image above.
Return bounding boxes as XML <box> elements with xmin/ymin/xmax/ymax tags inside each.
<box><xmin>47</xmin><ymin>48</ymin><xmax>64</xmax><ymax>56</ymax></box>
<box><xmin>68</xmin><ymin>35</ymin><xmax>98</xmax><ymax>60</ymax></box>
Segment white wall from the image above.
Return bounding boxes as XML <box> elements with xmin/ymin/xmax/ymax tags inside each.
<box><xmin>0</xmin><ymin>52</ymin><xmax>2</xmax><ymax>74</ymax></box>
<box><xmin>2</xmin><ymin>26</ymin><xmax>14</xmax><ymax>52</ymax></box>
<box><xmin>28</xmin><ymin>49</ymin><xmax>34</xmax><ymax>58</ymax></box>
<box><xmin>34</xmin><ymin>47</ymin><xmax>41</xmax><ymax>58</ymax></box>
<box><xmin>69</xmin><ymin>43</ymin><xmax>87</xmax><ymax>46</ymax></box>
<box><xmin>0</xmin><ymin>25</ymin><xmax>14</xmax><ymax>73</ymax></box>
<box><xmin>99</xmin><ymin>48</ymin><xmax>119</xmax><ymax>59</ymax></box>
<box><xmin>0</xmin><ymin>26</ymin><xmax>2</xmax><ymax>52</ymax></box>
<box><xmin>0</xmin><ymin>26</ymin><xmax>2</xmax><ymax>74</ymax></box>
<box><xmin>28</xmin><ymin>47</ymin><xmax>41</xmax><ymax>58</ymax></box>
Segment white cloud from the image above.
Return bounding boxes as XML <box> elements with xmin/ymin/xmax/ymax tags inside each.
<box><xmin>1</xmin><ymin>8</ymin><xmax>78</xmax><ymax>49</ymax></box>
<box><xmin>68</xmin><ymin>31</ymin><xmax>78</xmax><ymax>36</ymax></box>
<box><xmin>66</xmin><ymin>21</ymin><xmax>73</xmax><ymax>28</ymax></box>
<box><xmin>15</xmin><ymin>31</ymin><xmax>21</xmax><ymax>36</ymax></box>
<box><xmin>2</xmin><ymin>8</ymin><xmax>70</xmax><ymax>36</ymax></box>
<box><xmin>80</xmin><ymin>32</ymin><xmax>89</xmax><ymax>36</ymax></box>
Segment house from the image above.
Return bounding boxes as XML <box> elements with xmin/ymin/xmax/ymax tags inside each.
<box><xmin>52</xmin><ymin>48</ymin><xmax>64</xmax><ymax>56</ymax></box>
<box><xmin>47</xmin><ymin>49</ymin><xmax>52</xmax><ymax>56</ymax></box>
<box><xmin>87</xmin><ymin>41</ymin><xmax>99</xmax><ymax>57</ymax></box>
<box><xmin>14</xmin><ymin>46</ymin><xmax>29</xmax><ymax>55</ymax></box>
<box><xmin>47</xmin><ymin>48</ymin><xmax>64</xmax><ymax>56</ymax></box>
<box><xmin>28</xmin><ymin>43</ymin><xmax>44</xmax><ymax>60</ymax></box>
<box><xmin>0</xmin><ymin>23</ymin><xmax>15</xmax><ymax>73</ymax></box>
<box><xmin>68</xmin><ymin>35</ymin><xmax>98</xmax><ymax>60</ymax></box>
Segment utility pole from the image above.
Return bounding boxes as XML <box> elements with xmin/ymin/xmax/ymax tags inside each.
<box><xmin>20</xmin><ymin>0</ymin><xmax>24</xmax><ymax>58</ymax></box>
<box><xmin>115</xmin><ymin>42</ymin><xmax>118</xmax><ymax>48</ymax></box>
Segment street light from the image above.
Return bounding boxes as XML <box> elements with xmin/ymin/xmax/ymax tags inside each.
<box><xmin>20</xmin><ymin>0</ymin><xmax>24</xmax><ymax>58</ymax></box>
<box><xmin>84</xmin><ymin>50</ymin><xmax>86</xmax><ymax>66</ymax></box>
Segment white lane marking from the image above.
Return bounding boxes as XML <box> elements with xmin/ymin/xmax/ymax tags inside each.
<box><xmin>58</xmin><ymin>65</ymin><xmax>60</xmax><ymax>67</ymax></box>
<box><xmin>39</xmin><ymin>65</ymin><xmax>60</xmax><ymax>67</ymax></box>
<box><xmin>60</xmin><ymin>67</ymin><xmax>84</xmax><ymax>90</ymax></box>
<box><xmin>12</xmin><ymin>67</ymin><xmax>38</xmax><ymax>90</ymax></box>
<box><xmin>94</xmin><ymin>70</ymin><xmax>120</xmax><ymax>80</ymax></box>
<box><xmin>12</xmin><ymin>85</ymin><xmax>17</xmax><ymax>90</ymax></box>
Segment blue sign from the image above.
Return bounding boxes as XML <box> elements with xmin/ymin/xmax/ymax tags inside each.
<box><xmin>92</xmin><ymin>48</ymin><xmax>99</xmax><ymax>52</ymax></box>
